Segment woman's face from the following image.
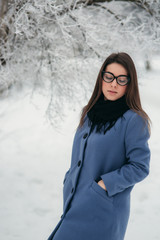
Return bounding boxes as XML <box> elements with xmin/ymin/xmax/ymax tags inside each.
<box><xmin>102</xmin><ymin>63</ymin><xmax>128</xmax><ymax>101</ymax></box>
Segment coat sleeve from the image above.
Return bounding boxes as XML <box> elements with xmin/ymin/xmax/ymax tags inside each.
<box><xmin>100</xmin><ymin>113</ymin><xmax>151</xmax><ymax>197</ymax></box>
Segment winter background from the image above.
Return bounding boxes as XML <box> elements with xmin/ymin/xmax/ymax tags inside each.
<box><xmin>0</xmin><ymin>1</ymin><xmax>160</xmax><ymax>240</ymax></box>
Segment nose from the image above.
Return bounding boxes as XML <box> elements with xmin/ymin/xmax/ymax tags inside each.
<box><xmin>111</xmin><ymin>79</ymin><xmax>118</xmax><ymax>88</ymax></box>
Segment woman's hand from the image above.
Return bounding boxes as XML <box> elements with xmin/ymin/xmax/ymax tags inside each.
<box><xmin>97</xmin><ymin>179</ymin><xmax>107</xmax><ymax>191</ymax></box>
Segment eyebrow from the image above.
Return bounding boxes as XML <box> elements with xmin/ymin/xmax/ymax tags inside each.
<box><xmin>105</xmin><ymin>71</ymin><xmax>128</xmax><ymax>77</ymax></box>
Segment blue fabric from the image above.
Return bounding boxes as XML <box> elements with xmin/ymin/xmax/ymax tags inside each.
<box><xmin>48</xmin><ymin>110</ymin><xmax>150</xmax><ymax>240</ymax></box>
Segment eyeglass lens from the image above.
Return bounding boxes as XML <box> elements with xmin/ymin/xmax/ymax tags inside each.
<box><xmin>103</xmin><ymin>72</ymin><xmax>129</xmax><ymax>86</ymax></box>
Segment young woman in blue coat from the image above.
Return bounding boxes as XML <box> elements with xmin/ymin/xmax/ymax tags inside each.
<box><xmin>48</xmin><ymin>52</ymin><xmax>151</xmax><ymax>240</ymax></box>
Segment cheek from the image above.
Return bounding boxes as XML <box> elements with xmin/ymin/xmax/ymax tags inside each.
<box><xmin>102</xmin><ymin>81</ymin><xmax>107</xmax><ymax>91</ymax></box>
<box><xmin>102</xmin><ymin>81</ymin><xmax>104</xmax><ymax>90</ymax></box>
<box><xmin>121</xmin><ymin>86</ymin><xmax>127</xmax><ymax>95</ymax></box>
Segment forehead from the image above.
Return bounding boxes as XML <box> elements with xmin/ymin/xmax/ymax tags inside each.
<box><xmin>105</xmin><ymin>63</ymin><xmax>127</xmax><ymax>76</ymax></box>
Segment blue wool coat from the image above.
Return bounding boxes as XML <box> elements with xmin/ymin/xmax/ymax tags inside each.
<box><xmin>48</xmin><ymin>109</ymin><xmax>150</xmax><ymax>240</ymax></box>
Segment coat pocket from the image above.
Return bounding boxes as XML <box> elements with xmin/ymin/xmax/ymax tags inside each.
<box><xmin>91</xmin><ymin>180</ymin><xmax>113</xmax><ymax>203</ymax></box>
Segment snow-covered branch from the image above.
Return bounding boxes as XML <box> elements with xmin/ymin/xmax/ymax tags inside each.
<box><xmin>0</xmin><ymin>0</ymin><xmax>159</xmax><ymax>125</ymax></box>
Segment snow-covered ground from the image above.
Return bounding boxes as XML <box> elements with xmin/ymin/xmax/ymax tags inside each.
<box><xmin>0</xmin><ymin>58</ymin><xmax>160</xmax><ymax>240</ymax></box>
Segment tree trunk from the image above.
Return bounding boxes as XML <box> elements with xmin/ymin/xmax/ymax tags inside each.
<box><xmin>0</xmin><ymin>0</ymin><xmax>9</xmax><ymax>65</ymax></box>
<box><xmin>0</xmin><ymin>0</ymin><xmax>8</xmax><ymax>18</ymax></box>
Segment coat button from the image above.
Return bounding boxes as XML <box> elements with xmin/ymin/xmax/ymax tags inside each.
<box><xmin>77</xmin><ymin>160</ymin><xmax>81</xmax><ymax>167</ymax></box>
<box><xmin>71</xmin><ymin>188</ymin><xmax>74</xmax><ymax>193</ymax></box>
<box><xmin>83</xmin><ymin>133</ymin><xmax>88</xmax><ymax>139</ymax></box>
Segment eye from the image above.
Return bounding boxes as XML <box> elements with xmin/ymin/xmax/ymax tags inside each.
<box><xmin>117</xmin><ymin>76</ymin><xmax>128</xmax><ymax>84</ymax></box>
<box><xmin>119</xmin><ymin>79</ymin><xmax>126</xmax><ymax>83</ymax></box>
<box><xmin>103</xmin><ymin>73</ymin><xmax>113</xmax><ymax>81</ymax></box>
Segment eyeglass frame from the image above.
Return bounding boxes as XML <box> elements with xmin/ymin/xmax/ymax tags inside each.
<box><xmin>102</xmin><ymin>71</ymin><xmax>130</xmax><ymax>86</ymax></box>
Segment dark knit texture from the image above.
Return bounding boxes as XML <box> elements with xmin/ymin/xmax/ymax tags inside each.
<box><xmin>87</xmin><ymin>94</ymin><xmax>130</xmax><ymax>134</ymax></box>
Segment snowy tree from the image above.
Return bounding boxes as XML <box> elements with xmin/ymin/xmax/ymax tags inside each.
<box><xmin>0</xmin><ymin>0</ymin><xmax>159</xmax><ymax>124</ymax></box>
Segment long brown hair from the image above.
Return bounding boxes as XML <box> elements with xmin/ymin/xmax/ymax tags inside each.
<box><xmin>79</xmin><ymin>52</ymin><xmax>151</xmax><ymax>131</ymax></box>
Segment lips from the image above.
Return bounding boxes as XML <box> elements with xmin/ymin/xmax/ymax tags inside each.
<box><xmin>108</xmin><ymin>90</ymin><xmax>117</xmax><ymax>93</ymax></box>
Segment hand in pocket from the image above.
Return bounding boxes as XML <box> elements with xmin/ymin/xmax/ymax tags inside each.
<box><xmin>97</xmin><ymin>179</ymin><xmax>107</xmax><ymax>191</ymax></box>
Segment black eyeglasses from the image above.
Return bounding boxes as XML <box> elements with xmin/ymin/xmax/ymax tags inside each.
<box><xmin>102</xmin><ymin>71</ymin><xmax>130</xmax><ymax>86</ymax></box>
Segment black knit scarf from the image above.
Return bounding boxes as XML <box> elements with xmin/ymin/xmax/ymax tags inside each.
<box><xmin>87</xmin><ymin>94</ymin><xmax>130</xmax><ymax>134</ymax></box>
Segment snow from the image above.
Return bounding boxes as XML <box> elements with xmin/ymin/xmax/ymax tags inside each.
<box><xmin>0</xmin><ymin>57</ymin><xmax>160</xmax><ymax>240</ymax></box>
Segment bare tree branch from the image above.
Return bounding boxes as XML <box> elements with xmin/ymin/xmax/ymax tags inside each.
<box><xmin>68</xmin><ymin>13</ymin><xmax>101</xmax><ymax>58</ymax></box>
<box><xmin>0</xmin><ymin>0</ymin><xmax>159</xmax><ymax>125</ymax></box>
<box><xmin>92</xmin><ymin>3</ymin><xmax>124</xmax><ymax>25</ymax></box>
<box><xmin>75</xmin><ymin>0</ymin><xmax>155</xmax><ymax>17</ymax></box>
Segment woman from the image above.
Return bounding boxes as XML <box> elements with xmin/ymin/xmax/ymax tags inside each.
<box><xmin>48</xmin><ymin>52</ymin><xmax>151</xmax><ymax>240</ymax></box>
